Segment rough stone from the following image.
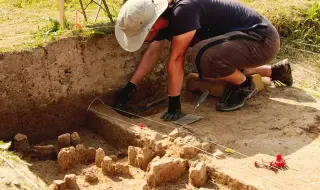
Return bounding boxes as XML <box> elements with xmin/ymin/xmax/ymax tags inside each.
<box><xmin>114</xmin><ymin>163</ymin><xmax>130</xmax><ymax>176</ymax></box>
<box><xmin>213</xmin><ymin>149</ymin><xmax>226</xmax><ymax>159</ymax></box>
<box><xmin>85</xmin><ymin>147</ymin><xmax>96</xmax><ymax>165</ymax></box>
<box><xmin>180</xmin><ymin>145</ymin><xmax>200</xmax><ymax>159</ymax></box>
<box><xmin>13</xmin><ymin>133</ymin><xmax>30</xmax><ymax>154</ymax></box>
<box><xmin>146</xmin><ymin>157</ymin><xmax>187</xmax><ymax>187</ymax></box>
<box><xmin>101</xmin><ymin>156</ymin><xmax>114</xmax><ymax>175</ymax></box>
<box><xmin>58</xmin><ymin>147</ymin><xmax>76</xmax><ymax>173</ymax></box>
<box><xmin>70</xmin><ymin>132</ymin><xmax>81</xmax><ymax>146</ymax></box>
<box><xmin>58</xmin><ymin>133</ymin><xmax>71</xmax><ymax>149</ymax></box>
<box><xmin>75</xmin><ymin>144</ymin><xmax>86</xmax><ymax>164</ymax></box>
<box><xmin>95</xmin><ymin>148</ymin><xmax>105</xmax><ymax>167</ymax></box>
<box><xmin>189</xmin><ymin>162</ymin><xmax>208</xmax><ymax>188</ymax></box>
<box><xmin>85</xmin><ymin>171</ymin><xmax>98</xmax><ymax>184</ymax></box>
<box><xmin>31</xmin><ymin>145</ymin><xmax>57</xmax><ymax>160</ymax></box>
<box><xmin>201</xmin><ymin>142</ymin><xmax>211</xmax><ymax>152</ymax></box>
<box><xmin>168</xmin><ymin>129</ymin><xmax>180</xmax><ymax>138</ymax></box>
<box><xmin>50</xmin><ymin>180</ymin><xmax>66</xmax><ymax>190</ymax></box>
<box><xmin>128</xmin><ymin>146</ymin><xmax>155</xmax><ymax>170</ymax></box>
<box><xmin>64</xmin><ymin>174</ymin><xmax>78</xmax><ymax>189</ymax></box>
<box><xmin>128</xmin><ymin>146</ymin><xmax>140</xmax><ymax>166</ymax></box>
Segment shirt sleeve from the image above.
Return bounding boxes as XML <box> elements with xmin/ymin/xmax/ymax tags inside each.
<box><xmin>170</xmin><ymin>2</ymin><xmax>202</xmax><ymax>36</ymax></box>
<box><xmin>154</xmin><ymin>28</ymin><xmax>169</xmax><ymax>41</ymax></box>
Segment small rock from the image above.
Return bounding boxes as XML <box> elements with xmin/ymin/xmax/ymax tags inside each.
<box><xmin>75</xmin><ymin>144</ymin><xmax>86</xmax><ymax>164</ymax></box>
<box><xmin>31</xmin><ymin>145</ymin><xmax>57</xmax><ymax>160</ymax></box>
<box><xmin>213</xmin><ymin>149</ymin><xmax>225</xmax><ymax>159</ymax></box>
<box><xmin>64</xmin><ymin>174</ymin><xmax>78</xmax><ymax>189</ymax></box>
<box><xmin>85</xmin><ymin>147</ymin><xmax>96</xmax><ymax>165</ymax></box>
<box><xmin>150</xmin><ymin>132</ymin><xmax>162</xmax><ymax>141</ymax></box>
<box><xmin>70</xmin><ymin>132</ymin><xmax>81</xmax><ymax>146</ymax></box>
<box><xmin>128</xmin><ymin>146</ymin><xmax>140</xmax><ymax>166</ymax></box>
<box><xmin>189</xmin><ymin>162</ymin><xmax>207</xmax><ymax>187</ymax></box>
<box><xmin>168</xmin><ymin>129</ymin><xmax>180</xmax><ymax>138</ymax></box>
<box><xmin>58</xmin><ymin>133</ymin><xmax>71</xmax><ymax>149</ymax></box>
<box><xmin>85</xmin><ymin>171</ymin><xmax>98</xmax><ymax>184</ymax></box>
<box><xmin>58</xmin><ymin>147</ymin><xmax>76</xmax><ymax>173</ymax></box>
<box><xmin>50</xmin><ymin>180</ymin><xmax>66</xmax><ymax>190</ymax></box>
<box><xmin>180</xmin><ymin>145</ymin><xmax>199</xmax><ymax>159</ymax></box>
<box><xmin>146</xmin><ymin>157</ymin><xmax>187</xmax><ymax>187</ymax></box>
<box><xmin>95</xmin><ymin>148</ymin><xmax>105</xmax><ymax>167</ymax></box>
<box><xmin>13</xmin><ymin>133</ymin><xmax>30</xmax><ymax>154</ymax></box>
<box><xmin>201</xmin><ymin>143</ymin><xmax>211</xmax><ymax>152</ymax></box>
<box><xmin>101</xmin><ymin>156</ymin><xmax>114</xmax><ymax>175</ymax></box>
<box><xmin>114</xmin><ymin>163</ymin><xmax>130</xmax><ymax>176</ymax></box>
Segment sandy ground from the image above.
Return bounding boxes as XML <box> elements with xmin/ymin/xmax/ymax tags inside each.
<box><xmin>139</xmin><ymin>63</ymin><xmax>320</xmax><ymax>190</ymax></box>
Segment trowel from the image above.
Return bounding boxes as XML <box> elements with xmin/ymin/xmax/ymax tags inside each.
<box><xmin>174</xmin><ymin>90</ymin><xmax>209</xmax><ymax>126</ymax></box>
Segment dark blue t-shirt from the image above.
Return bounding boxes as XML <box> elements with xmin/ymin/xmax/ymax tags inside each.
<box><xmin>155</xmin><ymin>0</ymin><xmax>269</xmax><ymax>46</ymax></box>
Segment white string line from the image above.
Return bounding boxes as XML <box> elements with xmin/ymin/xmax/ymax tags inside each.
<box><xmin>87</xmin><ymin>104</ymin><xmax>296</xmax><ymax>190</ymax></box>
<box><xmin>0</xmin><ymin>154</ymin><xmax>42</xmax><ymax>190</ymax></box>
<box><xmin>87</xmin><ymin>98</ymin><xmax>320</xmax><ymax>188</ymax></box>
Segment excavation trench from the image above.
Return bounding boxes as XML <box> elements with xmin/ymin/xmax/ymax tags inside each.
<box><xmin>0</xmin><ymin>34</ymin><xmax>259</xmax><ymax>189</ymax></box>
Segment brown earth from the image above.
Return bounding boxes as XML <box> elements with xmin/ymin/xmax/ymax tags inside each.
<box><xmin>0</xmin><ymin>34</ymin><xmax>195</xmax><ymax>143</ymax></box>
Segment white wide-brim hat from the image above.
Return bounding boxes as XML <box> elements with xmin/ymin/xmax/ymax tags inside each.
<box><xmin>115</xmin><ymin>0</ymin><xmax>168</xmax><ymax>52</ymax></box>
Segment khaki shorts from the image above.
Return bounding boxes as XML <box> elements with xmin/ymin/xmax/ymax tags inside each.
<box><xmin>191</xmin><ymin>24</ymin><xmax>280</xmax><ymax>79</ymax></box>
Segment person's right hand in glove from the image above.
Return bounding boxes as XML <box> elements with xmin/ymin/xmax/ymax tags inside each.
<box><xmin>114</xmin><ymin>81</ymin><xmax>136</xmax><ymax>109</ymax></box>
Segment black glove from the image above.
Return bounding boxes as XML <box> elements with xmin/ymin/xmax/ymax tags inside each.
<box><xmin>161</xmin><ymin>95</ymin><xmax>181</xmax><ymax>121</ymax></box>
<box><xmin>114</xmin><ymin>81</ymin><xmax>136</xmax><ymax>109</ymax></box>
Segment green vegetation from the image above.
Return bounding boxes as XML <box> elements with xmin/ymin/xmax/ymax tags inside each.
<box><xmin>243</xmin><ymin>0</ymin><xmax>320</xmax><ymax>49</ymax></box>
<box><xmin>0</xmin><ymin>0</ymin><xmax>121</xmax><ymax>52</ymax></box>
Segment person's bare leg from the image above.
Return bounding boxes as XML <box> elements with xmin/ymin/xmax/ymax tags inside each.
<box><xmin>243</xmin><ymin>65</ymin><xmax>272</xmax><ymax>77</ymax></box>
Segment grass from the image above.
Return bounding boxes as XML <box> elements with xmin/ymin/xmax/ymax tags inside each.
<box><xmin>243</xmin><ymin>0</ymin><xmax>320</xmax><ymax>46</ymax></box>
<box><xmin>0</xmin><ymin>0</ymin><xmax>122</xmax><ymax>52</ymax></box>
<box><xmin>1</xmin><ymin>0</ymin><xmax>320</xmax><ymax>52</ymax></box>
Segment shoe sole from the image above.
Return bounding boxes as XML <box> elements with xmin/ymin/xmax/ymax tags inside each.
<box><xmin>216</xmin><ymin>88</ymin><xmax>258</xmax><ymax>112</ymax></box>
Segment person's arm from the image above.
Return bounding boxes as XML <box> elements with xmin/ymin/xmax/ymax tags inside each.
<box><xmin>130</xmin><ymin>40</ymin><xmax>165</xmax><ymax>85</ymax></box>
<box><xmin>167</xmin><ymin>30</ymin><xmax>196</xmax><ymax>96</ymax></box>
<box><xmin>114</xmin><ymin>40</ymin><xmax>164</xmax><ymax>109</ymax></box>
<box><xmin>160</xmin><ymin>30</ymin><xmax>196</xmax><ymax>121</ymax></box>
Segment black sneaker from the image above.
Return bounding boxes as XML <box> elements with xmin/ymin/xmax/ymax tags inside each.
<box><xmin>271</xmin><ymin>59</ymin><xmax>293</xmax><ymax>86</ymax></box>
<box><xmin>216</xmin><ymin>76</ymin><xmax>257</xmax><ymax>111</ymax></box>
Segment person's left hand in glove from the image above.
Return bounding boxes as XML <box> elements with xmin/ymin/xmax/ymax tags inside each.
<box><xmin>161</xmin><ymin>95</ymin><xmax>181</xmax><ymax>121</ymax></box>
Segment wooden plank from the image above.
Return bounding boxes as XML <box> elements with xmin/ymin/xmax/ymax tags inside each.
<box><xmin>59</xmin><ymin>0</ymin><xmax>65</xmax><ymax>29</ymax></box>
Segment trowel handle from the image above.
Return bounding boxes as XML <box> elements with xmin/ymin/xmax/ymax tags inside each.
<box><xmin>194</xmin><ymin>90</ymin><xmax>210</xmax><ymax>109</ymax></box>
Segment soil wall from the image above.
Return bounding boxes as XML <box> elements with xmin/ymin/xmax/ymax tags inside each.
<box><xmin>0</xmin><ymin>34</ymin><xmax>195</xmax><ymax>142</ymax></box>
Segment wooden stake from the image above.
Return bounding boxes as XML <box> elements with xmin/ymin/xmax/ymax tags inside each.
<box><xmin>59</xmin><ymin>0</ymin><xmax>65</xmax><ymax>29</ymax></box>
<box><xmin>94</xmin><ymin>0</ymin><xmax>103</xmax><ymax>22</ymax></box>
<box><xmin>79</xmin><ymin>0</ymin><xmax>88</xmax><ymax>22</ymax></box>
<box><xmin>101</xmin><ymin>0</ymin><xmax>114</xmax><ymax>24</ymax></box>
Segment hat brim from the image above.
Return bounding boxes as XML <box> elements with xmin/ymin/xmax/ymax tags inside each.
<box><xmin>115</xmin><ymin>0</ymin><xmax>168</xmax><ymax>52</ymax></box>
